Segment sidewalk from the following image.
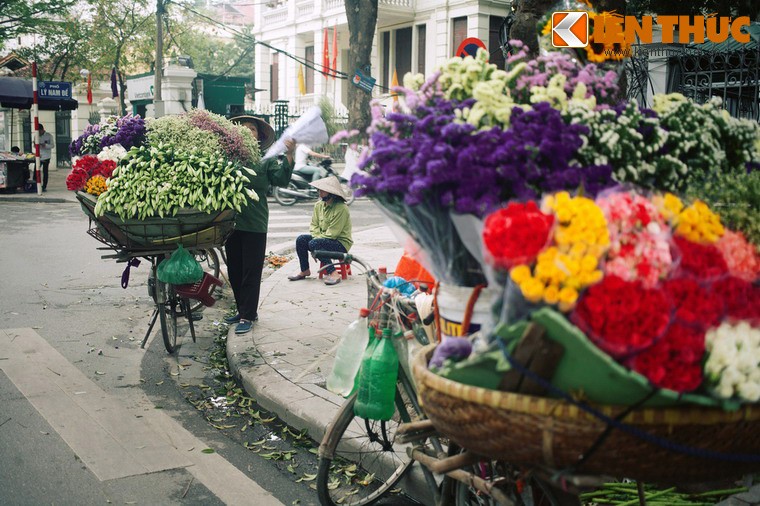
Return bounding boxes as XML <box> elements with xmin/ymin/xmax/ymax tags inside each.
<box><xmin>227</xmin><ymin>226</ymin><xmax>403</xmax><ymax>434</ymax></box>
<box><xmin>225</xmin><ymin>227</ymin><xmax>441</xmax><ymax>502</ymax></box>
<box><xmin>0</xmin><ymin>167</ymin><xmax>74</xmax><ymax>204</ymax></box>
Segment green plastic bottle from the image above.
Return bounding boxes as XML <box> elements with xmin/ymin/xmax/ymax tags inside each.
<box><xmin>354</xmin><ymin>328</ymin><xmax>399</xmax><ymax>421</ymax></box>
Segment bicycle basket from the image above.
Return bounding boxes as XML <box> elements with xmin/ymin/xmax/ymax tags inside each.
<box><xmin>76</xmin><ymin>192</ymin><xmax>236</xmax><ymax>254</ymax></box>
<box><xmin>412</xmin><ymin>344</ymin><xmax>760</xmax><ymax>485</ymax></box>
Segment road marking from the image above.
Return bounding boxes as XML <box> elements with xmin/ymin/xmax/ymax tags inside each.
<box><xmin>0</xmin><ymin>328</ymin><xmax>191</xmax><ymax>481</ymax></box>
<box><xmin>0</xmin><ymin>328</ymin><xmax>284</xmax><ymax>505</ymax></box>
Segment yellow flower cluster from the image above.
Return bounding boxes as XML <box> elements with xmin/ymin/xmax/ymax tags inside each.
<box><xmin>651</xmin><ymin>192</ymin><xmax>684</xmax><ymax>222</ymax></box>
<box><xmin>654</xmin><ymin>193</ymin><xmax>724</xmax><ymax>243</ymax></box>
<box><xmin>509</xmin><ymin>192</ymin><xmax>609</xmax><ymax>312</ymax></box>
<box><xmin>85</xmin><ymin>175</ymin><xmax>108</xmax><ymax>196</ymax></box>
<box><xmin>676</xmin><ymin>200</ymin><xmax>724</xmax><ymax>244</ymax></box>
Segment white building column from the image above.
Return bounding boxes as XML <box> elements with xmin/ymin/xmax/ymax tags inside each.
<box><xmin>434</xmin><ymin>10</ymin><xmax>451</xmax><ymax>66</ymax></box>
<box><xmin>472</xmin><ymin>12</ymin><xmax>490</xmax><ymax>43</ymax></box>
<box><xmin>255</xmin><ymin>43</ymin><xmax>271</xmax><ymax>108</ymax></box>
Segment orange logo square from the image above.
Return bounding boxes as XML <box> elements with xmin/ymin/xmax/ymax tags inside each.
<box><xmin>551</xmin><ymin>12</ymin><xmax>589</xmax><ymax>48</ymax></box>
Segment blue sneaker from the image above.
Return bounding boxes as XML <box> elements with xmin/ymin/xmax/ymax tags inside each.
<box><xmin>224</xmin><ymin>313</ymin><xmax>241</xmax><ymax>324</ymax></box>
<box><xmin>235</xmin><ymin>319</ymin><xmax>254</xmax><ymax>334</ymax></box>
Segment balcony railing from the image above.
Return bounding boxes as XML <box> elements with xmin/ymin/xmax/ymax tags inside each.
<box><xmin>380</xmin><ymin>0</ymin><xmax>412</xmax><ymax>7</ymax></box>
<box><xmin>263</xmin><ymin>6</ymin><xmax>288</xmax><ymax>25</ymax></box>
<box><xmin>323</xmin><ymin>0</ymin><xmax>342</xmax><ymax>12</ymax></box>
<box><xmin>296</xmin><ymin>0</ymin><xmax>314</xmax><ymax>17</ymax></box>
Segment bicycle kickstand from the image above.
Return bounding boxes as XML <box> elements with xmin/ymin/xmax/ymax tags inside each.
<box><xmin>141</xmin><ymin>308</ymin><xmax>160</xmax><ymax>349</ymax></box>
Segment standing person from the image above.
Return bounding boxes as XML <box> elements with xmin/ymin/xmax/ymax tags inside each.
<box><xmin>294</xmin><ymin>143</ymin><xmax>330</xmax><ymax>182</ymax></box>
<box><xmin>226</xmin><ymin>116</ymin><xmax>296</xmax><ymax>334</ymax></box>
<box><xmin>37</xmin><ymin>124</ymin><xmax>53</xmax><ymax>192</ymax></box>
<box><xmin>288</xmin><ymin>176</ymin><xmax>353</xmax><ymax>286</ymax></box>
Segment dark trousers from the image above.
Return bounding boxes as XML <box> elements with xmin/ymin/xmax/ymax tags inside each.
<box><xmin>225</xmin><ymin>230</ymin><xmax>267</xmax><ymax>321</ymax></box>
<box><xmin>295</xmin><ymin>234</ymin><xmax>347</xmax><ymax>274</ymax></box>
<box><xmin>34</xmin><ymin>159</ymin><xmax>50</xmax><ymax>190</ymax></box>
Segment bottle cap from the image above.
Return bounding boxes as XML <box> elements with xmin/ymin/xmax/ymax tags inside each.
<box><xmin>359</xmin><ymin>307</ymin><xmax>370</xmax><ymax>318</ymax></box>
<box><xmin>378</xmin><ymin>266</ymin><xmax>387</xmax><ymax>274</ymax></box>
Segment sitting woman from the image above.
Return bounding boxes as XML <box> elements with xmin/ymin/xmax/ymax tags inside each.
<box><xmin>288</xmin><ymin>176</ymin><xmax>353</xmax><ymax>286</ymax></box>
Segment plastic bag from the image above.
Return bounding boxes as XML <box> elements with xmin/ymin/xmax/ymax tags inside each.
<box><xmin>157</xmin><ymin>245</ymin><xmax>203</xmax><ymax>284</ymax></box>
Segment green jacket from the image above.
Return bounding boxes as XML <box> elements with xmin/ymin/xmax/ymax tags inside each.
<box><xmin>310</xmin><ymin>199</ymin><xmax>353</xmax><ymax>251</ymax></box>
<box><xmin>235</xmin><ymin>156</ymin><xmax>293</xmax><ymax>233</ymax></box>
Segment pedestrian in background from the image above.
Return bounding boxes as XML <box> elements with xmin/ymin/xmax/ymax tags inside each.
<box><xmin>288</xmin><ymin>176</ymin><xmax>353</xmax><ymax>286</ymax></box>
<box><xmin>37</xmin><ymin>124</ymin><xmax>53</xmax><ymax>192</ymax></box>
<box><xmin>294</xmin><ymin>143</ymin><xmax>330</xmax><ymax>182</ymax></box>
<box><xmin>226</xmin><ymin>116</ymin><xmax>296</xmax><ymax>334</ymax></box>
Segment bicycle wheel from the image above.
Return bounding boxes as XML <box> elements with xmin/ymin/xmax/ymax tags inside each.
<box><xmin>316</xmin><ymin>389</ymin><xmax>419</xmax><ymax>506</ymax></box>
<box><xmin>189</xmin><ymin>248</ymin><xmax>220</xmax><ymax>313</ymax></box>
<box><xmin>157</xmin><ymin>280</ymin><xmax>179</xmax><ymax>353</ymax></box>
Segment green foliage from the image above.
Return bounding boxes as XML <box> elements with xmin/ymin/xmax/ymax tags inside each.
<box><xmin>0</xmin><ymin>0</ymin><xmax>76</xmax><ymax>46</ymax></box>
<box><xmin>686</xmin><ymin>170</ymin><xmax>760</xmax><ymax>246</ymax></box>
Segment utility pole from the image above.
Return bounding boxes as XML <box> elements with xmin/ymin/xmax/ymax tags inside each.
<box><xmin>154</xmin><ymin>0</ymin><xmax>166</xmax><ymax>118</ymax></box>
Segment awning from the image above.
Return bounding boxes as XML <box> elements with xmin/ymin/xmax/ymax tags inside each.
<box><xmin>0</xmin><ymin>77</ymin><xmax>79</xmax><ymax>111</ymax></box>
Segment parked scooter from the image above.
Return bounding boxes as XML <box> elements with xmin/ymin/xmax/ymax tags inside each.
<box><xmin>273</xmin><ymin>158</ymin><xmax>356</xmax><ymax>206</ymax></box>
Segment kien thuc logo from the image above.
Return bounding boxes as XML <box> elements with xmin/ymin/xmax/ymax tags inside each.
<box><xmin>552</xmin><ymin>11</ymin><xmax>589</xmax><ymax>48</ymax></box>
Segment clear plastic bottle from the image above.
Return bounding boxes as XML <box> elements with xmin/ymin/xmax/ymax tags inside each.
<box><xmin>354</xmin><ymin>328</ymin><xmax>399</xmax><ymax>421</ymax></box>
<box><xmin>326</xmin><ymin>308</ymin><xmax>371</xmax><ymax>397</ymax></box>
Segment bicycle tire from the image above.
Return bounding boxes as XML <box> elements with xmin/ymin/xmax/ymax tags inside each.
<box><xmin>189</xmin><ymin>248</ymin><xmax>220</xmax><ymax>313</ymax></box>
<box><xmin>157</xmin><ymin>280</ymin><xmax>179</xmax><ymax>354</ymax></box>
<box><xmin>316</xmin><ymin>390</ymin><xmax>417</xmax><ymax>506</ymax></box>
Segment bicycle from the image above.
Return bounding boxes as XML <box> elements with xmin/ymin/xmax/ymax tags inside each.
<box><xmin>314</xmin><ymin>252</ymin><xmax>592</xmax><ymax>506</ymax></box>
<box><xmin>76</xmin><ymin>191</ymin><xmax>232</xmax><ymax>354</ymax></box>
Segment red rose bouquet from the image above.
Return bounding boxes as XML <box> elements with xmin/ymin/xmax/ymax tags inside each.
<box><xmin>571</xmin><ymin>275</ymin><xmax>671</xmax><ymax>358</ymax></box>
<box><xmin>627</xmin><ymin>321</ymin><xmax>705</xmax><ymax>393</ymax></box>
<box><xmin>483</xmin><ymin>201</ymin><xmax>554</xmax><ymax>270</ymax></box>
<box><xmin>65</xmin><ymin>155</ymin><xmax>114</xmax><ymax>195</ymax></box>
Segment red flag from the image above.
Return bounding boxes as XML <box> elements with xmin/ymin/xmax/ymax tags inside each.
<box><xmin>87</xmin><ymin>73</ymin><xmax>93</xmax><ymax>104</ymax></box>
<box><xmin>332</xmin><ymin>27</ymin><xmax>338</xmax><ymax>79</ymax></box>
<box><xmin>323</xmin><ymin>28</ymin><xmax>330</xmax><ymax>79</ymax></box>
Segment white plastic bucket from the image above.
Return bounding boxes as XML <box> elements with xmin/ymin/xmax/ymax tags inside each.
<box><xmin>435</xmin><ymin>283</ymin><xmax>498</xmax><ymax>340</ymax></box>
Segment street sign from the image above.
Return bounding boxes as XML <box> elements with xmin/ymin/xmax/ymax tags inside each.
<box><xmin>351</xmin><ymin>67</ymin><xmax>376</xmax><ymax>93</ymax></box>
<box><xmin>38</xmin><ymin>81</ymin><xmax>72</xmax><ymax>100</ymax></box>
<box><xmin>455</xmin><ymin>37</ymin><xmax>487</xmax><ymax>58</ymax></box>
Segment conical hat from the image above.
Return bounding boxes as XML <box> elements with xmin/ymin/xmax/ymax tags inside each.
<box><xmin>230</xmin><ymin>115</ymin><xmax>276</xmax><ymax>150</ymax></box>
<box><xmin>309</xmin><ymin>175</ymin><xmax>347</xmax><ymax>199</ymax></box>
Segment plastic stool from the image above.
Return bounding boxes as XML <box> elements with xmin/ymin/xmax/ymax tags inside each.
<box><xmin>174</xmin><ymin>273</ymin><xmax>224</xmax><ymax>307</ymax></box>
<box><xmin>319</xmin><ymin>262</ymin><xmax>352</xmax><ymax>280</ymax></box>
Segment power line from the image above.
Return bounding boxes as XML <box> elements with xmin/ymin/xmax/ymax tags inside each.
<box><xmin>174</xmin><ymin>1</ymin><xmax>349</xmax><ymax>79</ymax></box>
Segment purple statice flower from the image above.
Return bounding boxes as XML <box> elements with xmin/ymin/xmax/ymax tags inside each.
<box><xmin>187</xmin><ymin>110</ymin><xmax>254</xmax><ymax>165</ymax></box>
<box><xmin>100</xmin><ymin>114</ymin><xmax>146</xmax><ymax>151</ymax></box>
<box><xmin>70</xmin><ymin>123</ymin><xmax>102</xmax><ymax>157</ymax></box>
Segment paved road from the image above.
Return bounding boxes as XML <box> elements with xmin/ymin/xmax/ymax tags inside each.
<box><xmin>0</xmin><ymin>197</ymin><xmax>387</xmax><ymax>505</ymax></box>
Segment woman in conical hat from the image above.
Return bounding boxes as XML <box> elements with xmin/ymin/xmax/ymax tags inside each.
<box><xmin>230</xmin><ymin>115</ymin><xmax>276</xmax><ymax>150</ymax></box>
<box><xmin>224</xmin><ymin>116</ymin><xmax>295</xmax><ymax>334</ymax></box>
<box><xmin>288</xmin><ymin>176</ymin><xmax>353</xmax><ymax>286</ymax></box>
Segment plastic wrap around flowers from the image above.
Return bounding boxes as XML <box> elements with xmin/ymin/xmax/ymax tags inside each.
<box><xmin>482</xmin><ymin>189</ymin><xmax>760</xmax><ymax>399</ymax></box>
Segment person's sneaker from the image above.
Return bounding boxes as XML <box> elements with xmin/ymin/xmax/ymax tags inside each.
<box><xmin>224</xmin><ymin>313</ymin><xmax>241</xmax><ymax>324</ymax></box>
<box><xmin>235</xmin><ymin>319</ymin><xmax>254</xmax><ymax>334</ymax></box>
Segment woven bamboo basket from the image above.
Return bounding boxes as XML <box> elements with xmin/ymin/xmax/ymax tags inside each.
<box><xmin>412</xmin><ymin>344</ymin><xmax>760</xmax><ymax>484</ymax></box>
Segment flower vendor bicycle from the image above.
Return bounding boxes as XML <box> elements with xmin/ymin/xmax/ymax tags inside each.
<box><xmin>313</xmin><ymin>252</ymin><xmax>583</xmax><ymax>506</ymax></box>
<box><xmin>76</xmin><ymin>191</ymin><xmax>233</xmax><ymax>354</ymax></box>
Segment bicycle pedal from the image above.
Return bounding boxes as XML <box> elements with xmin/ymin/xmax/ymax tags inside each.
<box><xmin>191</xmin><ymin>312</ymin><xmax>204</xmax><ymax>322</ymax></box>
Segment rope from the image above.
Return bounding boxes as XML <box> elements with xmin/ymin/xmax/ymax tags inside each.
<box><xmin>495</xmin><ymin>338</ymin><xmax>760</xmax><ymax>464</ymax></box>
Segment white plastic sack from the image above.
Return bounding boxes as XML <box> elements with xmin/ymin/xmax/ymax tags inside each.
<box><xmin>263</xmin><ymin>106</ymin><xmax>329</xmax><ymax>160</ymax></box>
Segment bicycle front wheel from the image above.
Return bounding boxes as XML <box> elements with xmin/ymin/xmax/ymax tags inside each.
<box><xmin>157</xmin><ymin>280</ymin><xmax>179</xmax><ymax>354</ymax></box>
<box><xmin>316</xmin><ymin>390</ymin><xmax>418</xmax><ymax>506</ymax></box>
